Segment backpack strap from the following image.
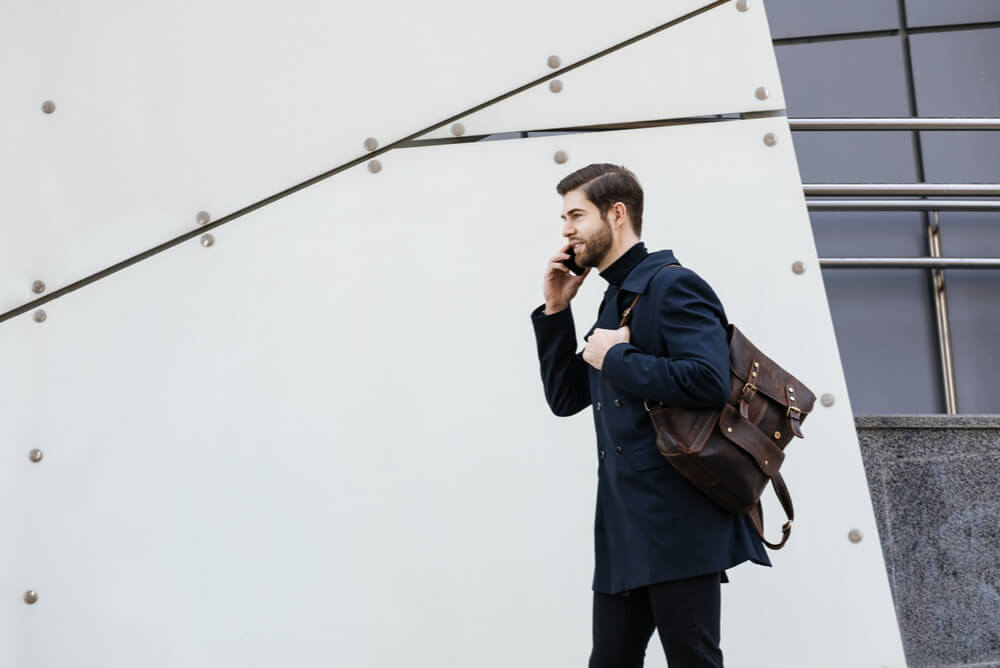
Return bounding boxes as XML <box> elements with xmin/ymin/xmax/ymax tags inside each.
<box><xmin>748</xmin><ymin>472</ymin><xmax>794</xmax><ymax>549</ymax></box>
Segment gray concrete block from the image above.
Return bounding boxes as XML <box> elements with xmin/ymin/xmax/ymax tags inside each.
<box><xmin>856</xmin><ymin>416</ymin><xmax>1000</xmax><ymax>667</ymax></box>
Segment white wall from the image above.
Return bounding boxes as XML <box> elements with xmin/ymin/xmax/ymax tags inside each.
<box><xmin>1</xmin><ymin>1</ymin><xmax>905</xmax><ymax>666</ymax></box>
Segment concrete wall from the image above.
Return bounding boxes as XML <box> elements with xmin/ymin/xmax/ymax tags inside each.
<box><xmin>856</xmin><ymin>416</ymin><xmax>1000</xmax><ymax>667</ymax></box>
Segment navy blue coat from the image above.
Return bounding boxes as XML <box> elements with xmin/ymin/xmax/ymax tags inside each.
<box><xmin>531</xmin><ymin>249</ymin><xmax>769</xmax><ymax>594</ymax></box>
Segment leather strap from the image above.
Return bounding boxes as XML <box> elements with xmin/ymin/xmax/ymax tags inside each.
<box><xmin>619</xmin><ymin>294</ymin><xmax>641</xmax><ymax>328</ymax></box>
<box><xmin>739</xmin><ymin>359</ymin><xmax>760</xmax><ymax>419</ymax></box>
<box><xmin>748</xmin><ymin>471</ymin><xmax>794</xmax><ymax>549</ymax></box>
<box><xmin>785</xmin><ymin>384</ymin><xmax>805</xmax><ymax>438</ymax></box>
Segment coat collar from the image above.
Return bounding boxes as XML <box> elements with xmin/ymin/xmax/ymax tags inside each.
<box><xmin>620</xmin><ymin>250</ymin><xmax>680</xmax><ymax>294</ymax></box>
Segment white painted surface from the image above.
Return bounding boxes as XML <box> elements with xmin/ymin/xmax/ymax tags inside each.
<box><xmin>423</xmin><ymin>0</ymin><xmax>784</xmax><ymax>139</ymax></box>
<box><xmin>2</xmin><ymin>118</ymin><xmax>905</xmax><ymax>666</ymax></box>
<box><xmin>0</xmin><ymin>0</ymin><xmax>717</xmax><ymax>313</ymax></box>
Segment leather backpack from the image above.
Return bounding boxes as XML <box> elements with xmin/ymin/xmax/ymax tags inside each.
<box><xmin>620</xmin><ymin>290</ymin><xmax>815</xmax><ymax>549</ymax></box>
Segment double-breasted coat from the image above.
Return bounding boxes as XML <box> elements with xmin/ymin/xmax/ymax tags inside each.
<box><xmin>531</xmin><ymin>249</ymin><xmax>769</xmax><ymax>594</ymax></box>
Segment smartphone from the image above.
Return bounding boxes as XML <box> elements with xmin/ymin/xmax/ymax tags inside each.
<box><xmin>561</xmin><ymin>245</ymin><xmax>586</xmax><ymax>275</ymax></box>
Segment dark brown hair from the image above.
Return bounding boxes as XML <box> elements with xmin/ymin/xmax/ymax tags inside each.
<box><xmin>556</xmin><ymin>163</ymin><xmax>643</xmax><ymax>236</ymax></box>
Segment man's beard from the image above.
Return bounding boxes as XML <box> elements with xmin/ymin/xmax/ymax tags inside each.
<box><xmin>579</xmin><ymin>219</ymin><xmax>614</xmax><ymax>267</ymax></box>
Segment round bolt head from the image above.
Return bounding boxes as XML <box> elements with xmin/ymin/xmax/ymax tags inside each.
<box><xmin>848</xmin><ymin>529</ymin><xmax>863</xmax><ymax>544</ymax></box>
<box><xmin>450</xmin><ymin>122</ymin><xmax>465</xmax><ymax>137</ymax></box>
<box><xmin>736</xmin><ymin>0</ymin><xmax>750</xmax><ymax>10</ymax></box>
<box><xmin>196</xmin><ymin>210</ymin><xmax>211</xmax><ymax>226</ymax></box>
<box><xmin>24</xmin><ymin>591</ymin><xmax>38</xmax><ymax>604</ymax></box>
<box><xmin>363</xmin><ymin>137</ymin><xmax>378</xmax><ymax>152</ymax></box>
<box><xmin>32</xmin><ymin>280</ymin><xmax>46</xmax><ymax>294</ymax></box>
<box><xmin>547</xmin><ymin>55</ymin><xmax>561</xmax><ymax>69</ymax></box>
<box><xmin>33</xmin><ymin>310</ymin><xmax>47</xmax><ymax>323</ymax></box>
<box><xmin>549</xmin><ymin>79</ymin><xmax>564</xmax><ymax>93</ymax></box>
<box><xmin>200</xmin><ymin>233</ymin><xmax>215</xmax><ymax>248</ymax></box>
<box><xmin>763</xmin><ymin>132</ymin><xmax>777</xmax><ymax>147</ymax></box>
<box><xmin>755</xmin><ymin>86</ymin><xmax>769</xmax><ymax>100</ymax></box>
<box><xmin>553</xmin><ymin>150</ymin><xmax>568</xmax><ymax>165</ymax></box>
<box><xmin>29</xmin><ymin>449</ymin><xmax>44</xmax><ymax>463</ymax></box>
<box><xmin>368</xmin><ymin>159</ymin><xmax>382</xmax><ymax>174</ymax></box>
<box><xmin>791</xmin><ymin>261</ymin><xmax>806</xmax><ymax>275</ymax></box>
<box><xmin>821</xmin><ymin>392</ymin><xmax>836</xmax><ymax>407</ymax></box>
<box><xmin>41</xmin><ymin>100</ymin><xmax>56</xmax><ymax>114</ymax></box>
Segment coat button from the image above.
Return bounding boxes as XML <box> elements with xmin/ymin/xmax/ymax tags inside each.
<box><xmin>616</xmin><ymin>447</ymin><xmax>623</xmax><ymax>455</ymax></box>
<box><xmin>614</xmin><ymin>399</ymin><xmax>622</xmax><ymax>407</ymax></box>
<box><xmin>596</xmin><ymin>402</ymin><xmax>601</xmax><ymax>411</ymax></box>
<box><xmin>599</xmin><ymin>449</ymin><xmax>605</xmax><ymax>460</ymax></box>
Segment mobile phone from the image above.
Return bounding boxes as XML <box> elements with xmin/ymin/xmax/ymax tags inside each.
<box><xmin>561</xmin><ymin>245</ymin><xmax>586</xmax><ymax>275</ymax></box>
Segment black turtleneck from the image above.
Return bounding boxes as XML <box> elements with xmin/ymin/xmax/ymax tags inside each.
<box><xmin>600</xmin><ymin>242</ymin><xmax>648</xmax><ymax>287</ymax></box>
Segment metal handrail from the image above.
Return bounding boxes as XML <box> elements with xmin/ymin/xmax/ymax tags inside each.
<box><xmin>806</xmin><ymin>200</ymin><xmax>1000</xmax><ymax>211</ymax></box>
<box><xmin>819</xmin><ymin>258</ymin><xmax>1000</xmax><ymax>269</ymax></box>
<box><xmin>793</xmin><ymin>117</ymin><xmax>1000</xmax><ymax>414</ymax></box>
<box><xmin>812</xmin><ymin>190</ymin><xmax>1000</xmax><ymax>413</ymax></box>
<box><xmin>804</xmin><ymin>184</ymin><xmax>1000</xmax><ymax>197</ymax></box>
<box><xmin>789</xmin><ymin>118</ymin><xmax>1000</xmax><ymax>130</ymax></box>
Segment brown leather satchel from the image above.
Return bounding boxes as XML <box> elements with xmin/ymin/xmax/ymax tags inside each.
<box><xmin>620</xmin><ymin>293</ymin><xmax>815</xmax><ymax>549</ymax></box>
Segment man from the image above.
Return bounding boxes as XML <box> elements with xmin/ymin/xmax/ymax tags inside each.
<box><xmin>530</xmin><ymin>164</ymin><xmax>769</xmax><ymax>667</ymax></box>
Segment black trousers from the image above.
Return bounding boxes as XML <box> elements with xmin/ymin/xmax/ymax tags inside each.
<box><xmin>589</xmin><ymin>572</ymin><xmax>724</xmax><ymax>668</ymax></box>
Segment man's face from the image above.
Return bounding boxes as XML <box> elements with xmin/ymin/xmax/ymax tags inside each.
<box><xmin>560</xmin><ymin>188</ymin><xmax>613</xmax><ymax>268</ymax></box>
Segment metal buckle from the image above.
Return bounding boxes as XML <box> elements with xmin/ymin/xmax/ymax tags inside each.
<box><xmin>742</xmin><ymin>382</ymin><xmax>758</xmax><ymax>395</ymax></box>
<box><xmin>643</xmin><ymin>399</ymin><xmax>662</xmax><ymax>412</ymax></box>
<box><xmin>786</xmin><ymin>405</ymin><xmax>803</xmax><ymax>418</ymax></box>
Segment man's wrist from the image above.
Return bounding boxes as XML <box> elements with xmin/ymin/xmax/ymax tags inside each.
<box><xmin>544</xmin><ymin>302</ymin><xmax>569</xmax><ymax>315</ymax></box>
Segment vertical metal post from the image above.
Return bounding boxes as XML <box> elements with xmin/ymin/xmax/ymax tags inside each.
<box><xmin>927</xmin><ymin>210</ymin><xmax>959</xmax><ymax>413</ymax></box>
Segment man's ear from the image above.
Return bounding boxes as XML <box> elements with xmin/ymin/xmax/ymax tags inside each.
<box><xmin>612</xmin><ymin>201</ymin><xmax>628</xmax><ymax>229</ymax></box>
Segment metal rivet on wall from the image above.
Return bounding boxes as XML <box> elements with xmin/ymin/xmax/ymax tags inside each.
<box><xmin>368</xmin><ymin>159</ymin><xmax>382</xmax><ymax>174</ymax></box>
<box><xmin>763</xmin><ymin>133</ymin><xmax>777</xmax><ymax>147</ymax></box>
<box><xmin>32</xmin><ymin>280</ymin><xmax>46</xmax><ymax>294</ymax></box>
<box><xmin>33</xmin><ymin>310</ymin><xmax>47</xmax><ymax>323</ymax></box>
<box><xmin>553</xmin><ymin>151</ymin><xmax>568</xmax><ymax>164</ymax></box>
<box><xmin>451</xmin><ymin>122</ymin><xmax>465</xmax><ymax>137</ymax></box>
<box><xmin>24</xmin><ymin>591</ymin><xmax>38</xmax><ymax>604</ymax></box>
<box><xmin>549</xmin><ymin>79</ymin><xmax>564</xmax><ymax>93</ymax></box>
<box><xmin>196</xmin><ymin>211</ymin><xmax>211</xmax><ymax>226</ymax></box>
<box><xmin>364</xmin><ymin>137</ymin><xmax>378</xmax><ymax>152</ymax></box>
<box><xmin>736</xmin><ymin>0</ymin><xmax>750</xmax><ymax>10</ymax></box>
<box><xmin>29</xmin><ymin>449</ymin><xmax>44</xmax><ymax>463</ymax></box>
<box><xmin>821</xmin><ymin>393</ymin><xmax>836</xmax><ymax>407</ymax></box>
<box><xmin>41</xmin><ymin>101</ymin><xmax>56</xmax><ymax>114</ymax></box>
<box><xmin>755</xmin><ymin>86</ymin><xmax>769</xmax><ymax>100</ymax></box>
<box><xmin>791</xmin><ymin>261</ymin><xmax>806</xmax><ymax>275</ymax></box>
<box><xmin>547</xmin><ymin>55</ymin><xmax>561</xmax><ymax>69</ymax></box>
<box><xmin>848</xmin><ymin>529</ymin><xmax>863</xmax><ymax>544</ymax></box>
<box><xmin>200</xmin><ymin>234</ymin><xmax>215</xmax><ymax>248</ymax></box>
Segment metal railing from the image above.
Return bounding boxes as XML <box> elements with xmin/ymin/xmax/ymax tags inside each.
<box><xmin>790</xmin><ymin>118</ymin><xmax>1000</xmax><ymax>130</ymax></box>
<box><xmin>794</xmin><ymin>118</ymin><xmax>1000</xmax><ymax>414</ymax></box>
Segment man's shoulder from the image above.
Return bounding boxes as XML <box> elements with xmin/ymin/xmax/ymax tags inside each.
<box><xmin>621</xmin><ymin>249</ymin><xmax>681</xmax><ymax>294</ymax></box>
<box><xmin>648</xmin><ymin>263</ymin><xmax>711</xmax><ymax>293</ymax></box>
<box><xmin>640</xmin><ymin>255</ymin><xmax>724</xmax><ymax>311</ymax></box>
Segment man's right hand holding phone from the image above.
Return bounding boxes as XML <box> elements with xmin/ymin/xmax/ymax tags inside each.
<box><xmin>543</xmin><ymin>241</ymin><xmax>591</xmax><ymax>315</ymax></box>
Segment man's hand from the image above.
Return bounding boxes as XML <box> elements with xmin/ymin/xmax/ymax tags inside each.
<box><xmin>582</xmin><ymin>326</ymin><xmax>631</xmax><ymax>371</ymax></box>
<box><xmin>543</xmin><ymin>242</ymin><xmax>591</xmax><ymax>314</ymax></box>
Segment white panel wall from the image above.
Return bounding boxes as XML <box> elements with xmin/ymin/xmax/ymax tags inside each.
<box><xmin>0</xmin><ymin>0</ymin><xmax>715</xmax><ymax>312</ymax></box>
<box><xmin>2</xmin><ymin>120</ymin><xmax>904</xmax><ymax>667</ymax></box>
<box><xmin>423</xmin><ymin>0</ymin><xmax>784</xmax><ymax>139</ymax></box>
<box><xmin>2</xmin><ymin>0</ymin><xmax>906</xmax><ymax>666</ymax></box>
